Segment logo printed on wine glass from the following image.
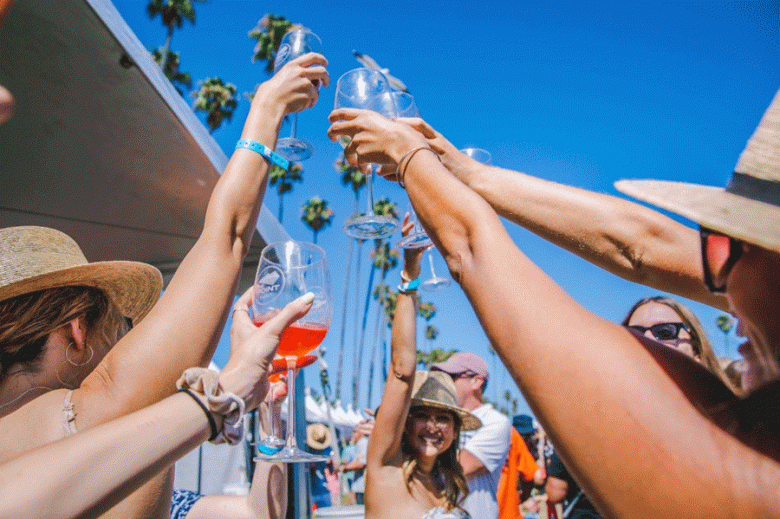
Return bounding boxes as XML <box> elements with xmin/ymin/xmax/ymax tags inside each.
<box><xmin>273</xmin><ymin>44</ymin><xmax>291</xmax><ymax>71</ymax></box>
<box><xmin>255</xmin><ymin>265</ymin><xmax>285</xmax><ymax>304</ymax></box>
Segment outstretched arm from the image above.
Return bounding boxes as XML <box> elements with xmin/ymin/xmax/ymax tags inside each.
<box><xmin>75</xmin><ymin>54</ymin><xmax>329</xmax><ymax>429</ymax></box>
<box><xmin>365</xmin><ymin>216</ymin><xmax>423</xmax><ymax>474</ymax></box>
<box><xmin>0</xmin><ymin>292</ymin><xmax>312</xmax><ymax>519</ymax></box>
<box><xmin>399</xmin><ymin>119</ymin><xmax>728</xmax><ymax>312</ymax></box>
<box><xmin>328</xmin><ymin>109</ymin><xmax>780</xmax><ymax>518</ymax></box>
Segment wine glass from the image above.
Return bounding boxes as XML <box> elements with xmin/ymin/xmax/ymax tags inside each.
<box><xmin>421</xmin><ymin>246</ymin><xmax>451</xmax><ymax>291</ymax></box>
<box><xmin>333</xmin><ymin>68</ymin><xmax>397</xmax><ymax>239</ymax></box>
<box><xmin>273</xmin><ymin>28</ymin><xmax>322</xmax><ymax>162</ymax></box>
<box><xmin>257</xmin><ymin>355</ymin><xmax>317</xmax><ymax>456</ymax></box>
<box><xmin>459</xmin><ymin>147</ymin><xmax>492</xmax><ymax>164</ymax></box>
<box><xmin>253</xmin><ymin>241</ymin><xmax>332</xmax><ymax>463</ymax></box>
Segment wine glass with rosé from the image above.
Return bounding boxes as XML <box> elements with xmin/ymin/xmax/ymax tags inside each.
<box><xmin>253</xmin><ymin>241</ymin><xmax>332</xmax><ymax>463</ymax></box>
<box><xmin>257</xmin><ymin>355</ymin><xmax>317</xmax><ymax>456</ymax></box>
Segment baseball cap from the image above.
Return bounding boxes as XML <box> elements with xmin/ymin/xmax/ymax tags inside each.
<box><xmin>431</xmin><ymin>351</ymin><xmax>489</xmax><ymax>379</ymax></box>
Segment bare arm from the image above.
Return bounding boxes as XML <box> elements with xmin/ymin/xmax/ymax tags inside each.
<box><xmin>458</xmin><ymin>449</ymin><xmax>488</xmax><ymax>477</ymax></box>
<box><xmin>0</xmin><ymin>293</ymin><xmax>313</xmax><ymax>519</ymax></box>
<box><xmin>404</xmin><ymin>119</ymin><xmax>728</xmax><ymax>312</ymax></box>
<box><xmin>544</xmin><ymin>476</ymin><xmax>568</xmax><ymax>505</ymax></box>
<box><xmin>75</xmin><ymin>54</ymin><xmax>330</xmax><ymax>429</ymax></box>
<box><xmin>366</xmin><ymin>217</ymin><xmax>424</xmax><ymax>472</ymax></box>
<box><xmin>328</xmin><ymin>110</ymin><xmax>780</xmax><ymax>518</ymax></box>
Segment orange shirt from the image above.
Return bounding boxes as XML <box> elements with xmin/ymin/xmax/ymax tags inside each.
<box><xmin>497</xmin><ymin>428</ymin><xmax>538</xmax><ymax>519</ymax></box>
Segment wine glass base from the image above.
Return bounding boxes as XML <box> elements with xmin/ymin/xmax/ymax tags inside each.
<box><xmin>396</xmin><ymin>232</ymin><xmax>433</xmax><ymax>250</ymax></box>
<box><xmin>276</xmin><ymin>137</ymin><xmax>313</xmax><ymax>162</ymax></box>
<box><xmin>343</xmin><ymin>215</ymin><xmax>399</xmax><ymax>239</ymax></box>
<box><xmin>422</xmin><ymin>276</ymin><xmax>451</xmax><ymax>291</ymax></box>
<box><xmin>255</xmin><ymin>446</ymin><xmax>330</xmax><ymax>464</ymax></box>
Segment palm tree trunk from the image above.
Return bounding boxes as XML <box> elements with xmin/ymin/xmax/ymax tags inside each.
<box><xmin>277</xmin><ymin>192</ymin><xmax>284</xmax><ymax>223</ymax></box>
<box><xmin>353</xmin><ymin>249</ymin><xmax>377</xmax><ymax>407</ymax></box>
<box><xmin>335</xmin><ymin>237</ymin><xmax>354</xmax><ymax>401</ymax></box>
<box><xmin>160</xmin><ymin>27</ymin><xmax>173</xmax><ymax>71</ymax></box>
<box><xmin>350</xmin><ymin>240</ymin><xmax>365</xmax><ymax>406</ymax></box>
<box><xmin>366</xmin><ymin>288</ymin><xmax>384</xmax><ymax>408</ymax></box>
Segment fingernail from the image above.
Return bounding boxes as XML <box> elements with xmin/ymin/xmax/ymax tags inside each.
<box><xmin>298</xmin><ymin>292</ymin><xmax>315</xmax><ymax>305</ymax></box>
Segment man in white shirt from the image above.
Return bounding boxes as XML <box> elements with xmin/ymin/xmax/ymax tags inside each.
<box><xmin>432</xmin><ymin>352</ymin><xmax>512</xmax><ymax>519</ymax></box>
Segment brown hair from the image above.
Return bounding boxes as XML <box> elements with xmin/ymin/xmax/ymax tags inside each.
<box><xmin>401</xmin><ymin>406</ymin><xmax>469</xmax><ymax>511</ymax></box>
<box><xmin>0</xmin><ymin>286</ymin><xmax>128</xmax><ymax>382</ymax></box>
<box><xmin>622</xmin><ymin>296</ymin><xmax>736</xmax><ymax>393</ymax></box>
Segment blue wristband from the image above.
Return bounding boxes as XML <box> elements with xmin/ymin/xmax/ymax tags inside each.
<box><xmin>235</xmin><ymin>139</ymin><xmax>291</xmax><ymax>171</ymax></box>
<box><xmin>398</xmin><ymin>278</ymin><xmax>420</xmax><ymax>294</ymax></box>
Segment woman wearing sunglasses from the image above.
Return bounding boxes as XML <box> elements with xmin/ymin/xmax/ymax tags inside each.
<box><xmin>329</xmin><ymin>88</ymin><xmax>780</xmax><ymax>517</ymax></box>
<box><xmin>621</xmin><ymin>296</ymin><xmax>736</xmax><ymax>391</ymax></box>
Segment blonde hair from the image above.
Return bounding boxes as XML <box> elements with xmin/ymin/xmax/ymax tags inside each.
<box><xmin>401</xmin><ymin>407</ymin><xmax>469</xmax><ymax>511</ymax></box>
<box><xmin>622</xmin><ymin>296</ymin><xmax>737</xmax><ymax>393</ymax></box>
<box><xmin>0</xmin><ymin>286</ymin><xmax>128</xmax><ymax>382</ymax></box>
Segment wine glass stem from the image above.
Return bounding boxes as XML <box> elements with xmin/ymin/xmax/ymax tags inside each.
<box><xmin>427</xmin><ymin>248</ymin><xmax>437</xmax><ymax>278</ymax></box>
<box><xmin>285</xmin><ymin>361</ymin><xmax>299</xmax><ymax>451</ymax></box>
<box><xmin>289</xmin><ymin>114</ymin><xmax>298</xmax><ymax>139</ymax></box>
<box><xmin>365</xmin><ymin>166</ymin><xmax>376</xmax><ymax>216</ymax></box>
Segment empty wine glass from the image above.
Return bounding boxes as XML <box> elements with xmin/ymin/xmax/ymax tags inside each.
<box><xmin>253</xmin><ymin>241</ymin><xmax>332</xmax><ymax>463</ymax></box>
<box><xmin>333</xmin><ymin>68</ymin><xmax>398</xmax><ymax>239</ymax></box>
<box><xmin>460</xmin><ymin>147</ymin><xmax>492</xmax><ymax>164</ymax></box>
<box><xmin>273</xmin><ymin>28</ymin><xmax>322</xmax><ymax>162</ymax></box>
<box><xmin>421</xmin><ymin>246</ymin><xmax>451</xmax><ymax>291</ymax></box>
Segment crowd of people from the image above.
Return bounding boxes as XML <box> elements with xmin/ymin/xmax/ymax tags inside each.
<box><xmin>1</xmin><ymin>1</ymin><xmax>779</xmax><ymax>516</ymax></box>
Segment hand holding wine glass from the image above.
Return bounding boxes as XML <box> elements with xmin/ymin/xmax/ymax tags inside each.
<box><xmin>252</xmin><ymin>241</ymin><xmax>332</xmax><ymax>463</ymax></box>
<box><xmin>271</xmin><ymin>28</ymin><xmax>324</xmax><ymax>161</ymax></box>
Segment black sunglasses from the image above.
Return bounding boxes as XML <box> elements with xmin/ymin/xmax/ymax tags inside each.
<box><xmin>700</xmin><ymin>227</ymin><xmax>743</xmax><ymax>293</ymax></box>
<box><xmin>448</xmin><ymin>371</ymin><xmax>477</xmax><ymax>381</ymax></box>
<box><xmin>628</xmin><ymin>322</ymin><xmax>690</xmax><ymax>341</ymax></box>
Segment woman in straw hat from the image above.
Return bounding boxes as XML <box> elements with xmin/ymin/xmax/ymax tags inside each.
<box><xmin>0</xmin><ymin>287</ymin><xmax>310</xmax><ymax>519</ymax></box>
<box><xmin>0</xmin><ymin>52</ymin><xmax>328</xmax><ymax>519</ymax></box>
<box><xmin>328</xmin><ymin>88</ymin><xmax>780</xmax><ymax>517</ymax></box>
<box><xmin>365</xmin><ymin>220</ymin><xmax>481</xmax><ymax>519</ymax></box>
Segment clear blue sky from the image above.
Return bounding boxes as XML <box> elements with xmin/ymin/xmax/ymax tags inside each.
<box><xmin>112</xmin><ymin>0</ymin><xmax>778</xmax><ymax>417</ymax></box>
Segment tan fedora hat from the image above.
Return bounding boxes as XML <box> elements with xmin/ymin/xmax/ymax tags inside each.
<box><xmin>306</xmin><ymin>422</ymin><xmax>333</xmax><ymax>451</ymax></box>
<box><xmin>615</xmin><ymin>88</ymin><xmax>780</xmax><ymax>254</ymax></box>
<box><xmin>410</xmin><ymin>370</ymin><xmax>482</xmax><ymax>431</ymax></box>
<box><xmin>0</xmin><ymin>226</ymin><xmax>162</xmax><ymax>323</ymax></box>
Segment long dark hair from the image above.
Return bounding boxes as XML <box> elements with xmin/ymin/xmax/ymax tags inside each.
<box><xmin>401</xmin><ymin>406</ymin><xmax>469</xmax><ymax>511</ymax></box>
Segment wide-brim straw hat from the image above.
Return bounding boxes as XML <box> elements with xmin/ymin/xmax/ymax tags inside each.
<box><xmin>0</xmin><ymin>226</ymin><xmax>162</xmax><ymax>323</ymax></box>
<box><xmin>306</xmin><ymin>422</ymin><xmax>333</xmax><ymax>451</ymax></box>
<box><xmin>410</xmin><ymin>370</ymin><xmax>482</xmax><ymax>431</ymax></box>
<box><xmin>615</xmin><ymin>88</ymin><xmax>780</xmax><ymax>254</ymax></box>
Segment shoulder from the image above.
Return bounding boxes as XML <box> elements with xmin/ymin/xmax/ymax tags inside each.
<box><xmin>0</xmin><ymin>388</ymin><xmax>71</xmax><ymax>462</ymax></box>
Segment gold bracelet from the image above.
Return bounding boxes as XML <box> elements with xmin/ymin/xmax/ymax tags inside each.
<box><xmin>396</xmin><ymin>146</ymin><xmax>440</xmax><ymax>188</ymax></box>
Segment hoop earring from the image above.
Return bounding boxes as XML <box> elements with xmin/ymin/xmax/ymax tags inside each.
<box><xmin>65</xmin><ymin>341</ymin><xmax>94</xmax><ymax>367</ymax></box>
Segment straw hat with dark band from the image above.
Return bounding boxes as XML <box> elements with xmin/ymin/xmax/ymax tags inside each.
<box><xmin>410</xmin><ymin>371</ymin><xmax>482</xmax><ymax>431</ymax></box>
<box><xmin>0</xmin><ymin>226</ymin><xmax>162</xmax><ymax>323</ymax></box>
<box><xmin>615</xmin><ymin>88</ymin><xmax>780</xmax><ymax>254</ymax></box>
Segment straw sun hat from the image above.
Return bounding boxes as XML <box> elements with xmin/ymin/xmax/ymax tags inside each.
<box><xmin>410</xmin><ymin>371</ymin><xmax>481</xmax><ymax>431</ymax></box>
<box><xmin>0</xmin><ymin>226</ymin><xmax>162</xmax><ymax>323</ymax></box>
<box><xmin>615</xmin><ymin>88</ymin><xmax>780</xmax><ymax>254</ymax></box>
<box><xmin>306</xmin><ymin>422</ymin><xmax>333</xmax><ymax>451</ymax></box>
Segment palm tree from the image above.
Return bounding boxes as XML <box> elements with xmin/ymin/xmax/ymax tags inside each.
<box><xmin>301</xmin><ymin>196</ymin><xmax>334</xmax><ymax>245</ymax></box>
<box><xmin>268</xmin><ymin>164</ymin><xmax>303</xmax><ymax>224</ymax></box>
<box><xmin>151</xmin><ymin>47</ymin><xmax>191</xmax><ymax>95</ymax></box>
<box><xmin>351</xmin><ymin>199</ymin><xmax>399</xmax><ymax>407</ymax></box>
<box><xmin>248</xmin><ymin>14</ymin><xmax>301</xmax><ymax>74</ymax></box>
<box><xmin>417</xmin><ymin>347</ymin><xmax>456</xmax><ymax>369</ymax></box>
<box><xmin>716</xmin><ymin>314</ymin><xmax>735</xmax><ymax>356</ymax></box>
<box><xmin>192</xmin><ymin>77</ymin><xmax>238</xmax><ymax>133</ymax></box>
<box><xmin>334</xmin><ymin>156</ymin><xmax>366</xmax><ymax>401</ymax></box>
<box><xmin>146</xmin><ymin>0</ymin><xmax>203</xmax><ymax>70</ymax></box>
